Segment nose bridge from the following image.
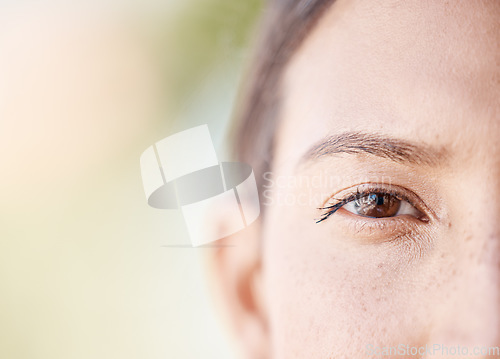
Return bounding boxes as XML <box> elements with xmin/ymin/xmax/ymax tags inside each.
<box><xmin>424</xmin><ymin>198</ymin><xmax>500</xmax><ymax>352</ymax></box>
<box><xmin>471</xmin><ymin>189</ymin><xmax>500</xmax><ymax>272</ymax></box>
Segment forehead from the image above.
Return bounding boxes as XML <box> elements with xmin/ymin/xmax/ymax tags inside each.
<box><xmin>278</xmin><ymin>0</ymin><xmax>500</xmax><ymax>170</ymax></box>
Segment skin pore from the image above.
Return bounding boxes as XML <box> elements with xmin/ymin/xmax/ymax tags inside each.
<box><xmin>210</xmin><ymin>1</ymin><xmax>500</xmax><ymax>358</ymax></box>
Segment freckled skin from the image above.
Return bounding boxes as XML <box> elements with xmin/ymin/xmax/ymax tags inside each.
<box><xmin>260</xmin><ymin>0</ymin><xmax>500</xmax><ymax>358</ymax></box>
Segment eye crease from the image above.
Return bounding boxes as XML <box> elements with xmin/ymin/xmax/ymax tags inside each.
<box><xmin>316</xmin><ymin>185</ymin><xmax>429</xmax><ymax>224</ymax></box>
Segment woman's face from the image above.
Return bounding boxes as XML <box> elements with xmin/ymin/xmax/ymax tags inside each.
<box><xmin>261</xmin><ymin>0</ymin><xmax>500</xmax><ymax>357</ymax></box>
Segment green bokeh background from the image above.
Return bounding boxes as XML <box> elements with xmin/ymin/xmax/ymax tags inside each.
<box><xmin>0</xmin><ymin>0</ymin><xmax>263</xmax><ymax>358</ymax></box>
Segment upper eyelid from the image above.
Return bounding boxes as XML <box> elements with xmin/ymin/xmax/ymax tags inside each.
<box><xmin>322</xmin><ymin>184</ymin><xmax>414</xmax><ymax>208</ymax></box>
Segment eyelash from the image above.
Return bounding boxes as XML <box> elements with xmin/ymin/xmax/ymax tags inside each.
<box><xmin>316</xmin><ymin>185</ymin><xmax>427</xmax><ymax>224</ymax></box>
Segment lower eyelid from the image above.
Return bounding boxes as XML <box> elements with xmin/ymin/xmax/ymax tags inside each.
<box><xmin>334</xmin><ymin>207</ymin><xmax>425</xmax><ymax>242</ymax></box>
<box><xmin>324</xmin><ymin>208</ymin><xmax>435</xmax><ymax>261</ymax></box>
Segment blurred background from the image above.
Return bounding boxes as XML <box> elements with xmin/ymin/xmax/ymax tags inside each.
<box><xmin>0</xmin><ymin>0</ymin><xmax>263</xmax><ymax>358</ymax></box>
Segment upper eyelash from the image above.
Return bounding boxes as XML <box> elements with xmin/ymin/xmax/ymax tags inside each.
<box><xmin>315</xmin><ymin>186</ymin><xmax>411</xmax><ymax>224</ymax></box>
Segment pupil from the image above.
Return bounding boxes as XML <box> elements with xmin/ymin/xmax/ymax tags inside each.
<box><xmin>376</xmin><ymin>195</ymin><xmax>384</xmax><ymax>206</ymax></box>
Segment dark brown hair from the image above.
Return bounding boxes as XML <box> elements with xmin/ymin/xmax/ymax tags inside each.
<box><xmin>232</xmin><ymin>0</ymin><xmax>335</xmax><ymax>195</ymax></box>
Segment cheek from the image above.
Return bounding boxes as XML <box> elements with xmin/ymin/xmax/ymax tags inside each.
<box><xmin>261</xmin><ymin>203</ymin><xmax>448</xmax><ymax>358</ymax></box>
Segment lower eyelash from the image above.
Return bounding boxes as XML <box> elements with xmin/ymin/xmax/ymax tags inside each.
<box><xmin>343</xmin><ymin>212</ymin><xmax>417</xmax><ymax>237</ymax></box>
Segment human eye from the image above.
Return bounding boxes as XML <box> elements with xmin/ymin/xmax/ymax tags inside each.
<box><xmin>316</xmin><ymin>183</ymin><xmax>430</xmax><ymax>224</ymax></box>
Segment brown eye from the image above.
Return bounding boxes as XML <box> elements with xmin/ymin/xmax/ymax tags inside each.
<box><xmin>342</xmin><ymin>191</ymin><xmax>423</xmax><ymax>219</ymax></box>
<box><xmin>350</xmin><ymin>193</ymin><xmax>401</xmax><ymax>218</ymax></box>
<box><xmin>317</xmin><ymin>186</ymin><xmax>429</xmax><ymax>224</ymax></box>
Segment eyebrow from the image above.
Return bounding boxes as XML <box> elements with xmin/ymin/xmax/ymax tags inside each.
<box><xmin>300</xmin><ymin>131</ymin><xmax>447</xmax><ymax>167</ymax></box>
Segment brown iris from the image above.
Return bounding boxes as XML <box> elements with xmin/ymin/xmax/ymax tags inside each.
<box><xmin>353</xmin><ymin>193</ymin><xmax>401</xmax><ymax>218</ymax></box>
